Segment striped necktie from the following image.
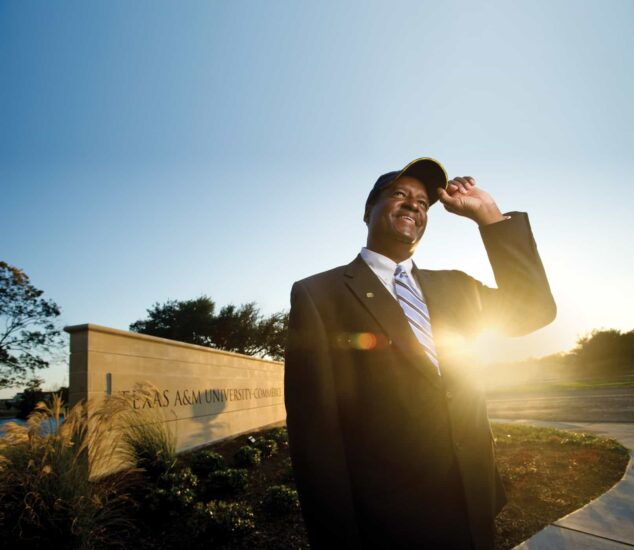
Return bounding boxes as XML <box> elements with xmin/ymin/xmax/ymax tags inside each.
<box><xmin>394</xmin><ymin>265</ymin><xmax>441</xmax><ymax>376</ymax></box>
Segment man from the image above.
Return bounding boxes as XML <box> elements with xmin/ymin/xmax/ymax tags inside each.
<box><xmin>284</xmin><ymin>157</ymin><xmax>556</xmax><ymax>549</ymax></box>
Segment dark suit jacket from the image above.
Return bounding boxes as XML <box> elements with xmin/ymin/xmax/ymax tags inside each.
<box><xmin>284</xmin><ymin>213</ymin><xmax>556</xmax><ymax>550</ymax></box>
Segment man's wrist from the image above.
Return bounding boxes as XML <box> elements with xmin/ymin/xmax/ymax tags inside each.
<box><xmin>474</xmin><ymin>204</ymin><xmax>506</xmax><ymax>226</ymax></box>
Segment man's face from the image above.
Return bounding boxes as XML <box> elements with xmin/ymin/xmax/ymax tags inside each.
<box><xmin>365</xmin><ymin>176</ymin><xmax>429</xmax><ymax>249</ymax></box>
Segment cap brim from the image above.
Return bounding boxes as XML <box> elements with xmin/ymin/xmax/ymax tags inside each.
<box><xmin>398</xmin><ymin>157</ymin><xmax>448</xmax><ymax>204</ymax></box>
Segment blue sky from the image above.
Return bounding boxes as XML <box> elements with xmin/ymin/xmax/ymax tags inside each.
<box><xmin>1</xmin><ymin>0</ymin><xmax>633</xmax><ymax>394</ymax></box>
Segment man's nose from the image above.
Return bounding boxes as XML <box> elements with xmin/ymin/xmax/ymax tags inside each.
<box><xmin>401</xmin><ymin>196</ymin><xmax>419</xmax><ymax>211</ymax></box>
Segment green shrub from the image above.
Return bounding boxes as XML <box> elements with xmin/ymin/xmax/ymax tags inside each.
<box><xmin>205</xmin><ymin>467</ymin><xmax>249</xmax><ymax>497</ymax></box>
<box><xmin>261</xmin><ymin>484</ymin><xmax>300</xmax><ymax>517</ymax></box>
<box><xmin>190</xmin><ymin>450</ymin><xmax>225</xmax><ymax>476</ymax></box>
<box><xmin>234</xmin><ymin>445</ymin><xmax>262</xmax><ymax>467</ymax></box>
<box><xmin>190</xmin><ymin>500</ymin><xmax>255</xmax><ymax>540</ymax></box>
<box><xmin>278</xmin><ymin>457</ymin><xmax>296</xmax><ymax>483</ymax></box>
<box><xmin>266</xmin><ymin>426</ymin><xmax>288</xmax><ymax>445</ymax></box>
<box><xmin>147</xmin><ymin>467</ymin><xmax>199</xmax><ymax>513</ymax></box>
<box><xmin>253</xmin><ymin>437</ymin><xmax>278</xmax><ymax>458</ymax></box>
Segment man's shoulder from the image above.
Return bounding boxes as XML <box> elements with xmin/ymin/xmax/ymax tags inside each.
<box><xmin>417</xmin><ymin>267</ymin><xmax>474</xmax><ymax>281</ymax></box>
<box><xmin>294</xmin><ymin>262</ymin><xmax>352</xmax><ymax>289</ymax></box>
<box><xmin>293</xmin><ymin>262</ymin><xmax>474</xmax><ymax>289</ymax></box>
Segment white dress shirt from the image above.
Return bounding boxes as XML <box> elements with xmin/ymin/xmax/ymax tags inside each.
<box><xmin>359</xmin><ymin>247</ymin><xmax>423</xmax><ymax>300</ymax></box>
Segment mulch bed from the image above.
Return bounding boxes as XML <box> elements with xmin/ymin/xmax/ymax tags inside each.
<box><xmin>139</xmin><ymin>422</ymin><xmax>630</xmax><ymax>549</ymax></box>
<box><xmin>493</xmin><ymin>422</ymin><xmax>630</xmax><ymax>548</ymax></box>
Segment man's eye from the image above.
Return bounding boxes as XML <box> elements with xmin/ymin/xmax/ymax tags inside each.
<box><xmin>393</xmin><ymin>190</ymin><xmax>405</xmax><ymax>197</ymax></box>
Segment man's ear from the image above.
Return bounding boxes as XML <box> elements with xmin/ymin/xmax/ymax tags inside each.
<box><xmin>363</xmin><ymin>205</ymin><xmax>370</xmax><ymax>224</ymax></box>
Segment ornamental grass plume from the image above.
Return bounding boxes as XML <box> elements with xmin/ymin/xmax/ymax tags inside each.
<box><xmin>0</xmin><ymin>383</ymin><xmax>176</xmax><ymax>548</ymax></box>
<box><xmin>114</xmin><ymin>384</ymin><xmax>177</xmax><ymax>480</ymax></box>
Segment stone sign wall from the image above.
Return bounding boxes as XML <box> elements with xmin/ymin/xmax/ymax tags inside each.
<box><xmin>65</xmin><ymin>324</ymin><xmax>286</xmax><ymax>454</ymax></box>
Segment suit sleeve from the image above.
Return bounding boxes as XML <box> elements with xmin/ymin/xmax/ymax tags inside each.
<box><xmin>472</xmin><ymin>211</ymin><xmax>556</xmax><ymax>336</ymax></box>
<box><xmin>284</xmin><ymin>282</ymin><xmax>360</xmax><ymax>547</ymax></box>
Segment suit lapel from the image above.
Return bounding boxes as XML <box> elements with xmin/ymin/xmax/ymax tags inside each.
<box><xmin>344</xmin><ymin>256</ymin><xmax>442</xmax><ymax>386</ymax></box>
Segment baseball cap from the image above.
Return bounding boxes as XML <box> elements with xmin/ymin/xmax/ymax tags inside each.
<box><xmin>365</xmin><ymin>157</ymin><xmax>448</xmax><ymax>211</ymax></box>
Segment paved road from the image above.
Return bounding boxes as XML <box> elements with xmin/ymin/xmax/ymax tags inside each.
<box><xmin>486</xmin><ymin>387</ymin><xmax>634</xmax><ymax>422</ymax></box>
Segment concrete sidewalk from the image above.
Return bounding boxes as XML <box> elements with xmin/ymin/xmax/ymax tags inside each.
<box><xmin>491</xmin><ymin>419</ymin><xmax>634</xmax><ymax>549</ymax></box>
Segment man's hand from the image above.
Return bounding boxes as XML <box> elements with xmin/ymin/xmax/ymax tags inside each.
<box><xmin>437</xmin><ymin>176</ymin><xmax>505</xmax><ymax>226</ymax></box>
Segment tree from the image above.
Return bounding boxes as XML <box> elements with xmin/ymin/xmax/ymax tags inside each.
<box><xmin>572</xmin><ymin>328</ymin><xmax>634</xmax><ymax>376</ymax></box>
<box><xmin>130</xmin><ymin>296</ymin><xmax>288</xmax><ymax>361</ymax></box>
<box><xmin>16</xmin><ymin>377</ymin><xmax>45</xmax><ymax>420</ymax></box>
<box><xmin>0</xmin><ymin>262</ymin><xmax>63</xmax><ymax>388</ymax></box>
<box><xmin>129</xmin><ymin>296</ymin><xmax>215</xmax><ymax>347</ymax></box>
<box><xmin>254</xmin><ymin>310</ymin><xmax>288</xmax><ymax>360</ymax></box>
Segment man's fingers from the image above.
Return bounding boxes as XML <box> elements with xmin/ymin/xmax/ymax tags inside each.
<box><xmin>447</xmin><ymin>176</ymin><xmax>477</xmax><ymax>197</ymax></box>
<box><xmin>438</xmin><ymin>187</ymin><xmax>460</xmax><ymax>207</ymax></box>
<box><xmin>448</xmin><ymin>178</ymin><xmax>468</xmax><ymax>194</ymax></box>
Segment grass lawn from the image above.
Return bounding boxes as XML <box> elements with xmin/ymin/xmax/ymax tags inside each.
<box><xmin>171</xmin><ymin>422</ymin><xmax>629</xmax><ymax>550</ymax></box>
<box><xmin>487</xmin><ymin>378</ymin><xmax>634</xmax><ymax>395</ymax></box>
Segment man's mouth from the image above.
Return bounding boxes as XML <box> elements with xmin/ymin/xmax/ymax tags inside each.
<box><xmin>397</xmin><ymin>214</ymin><xmax>416</xmax><ymax>225</ymax></box>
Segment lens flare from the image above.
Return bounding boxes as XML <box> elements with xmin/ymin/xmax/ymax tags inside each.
<box><xmin>335</xmin><ymin>332</ymin><xmax>384</xmax><ymax>350</ymax></box>
<box><xmin>351</xmin><ymin>332</ymin><xmax>377</xmax><ymax>350</ymax></box>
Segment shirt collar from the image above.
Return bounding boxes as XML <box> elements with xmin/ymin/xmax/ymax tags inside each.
<box><xmin>360</xmin><ymin>247</ymin><xmax>416</xmax><ymax>286</ymax></box>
